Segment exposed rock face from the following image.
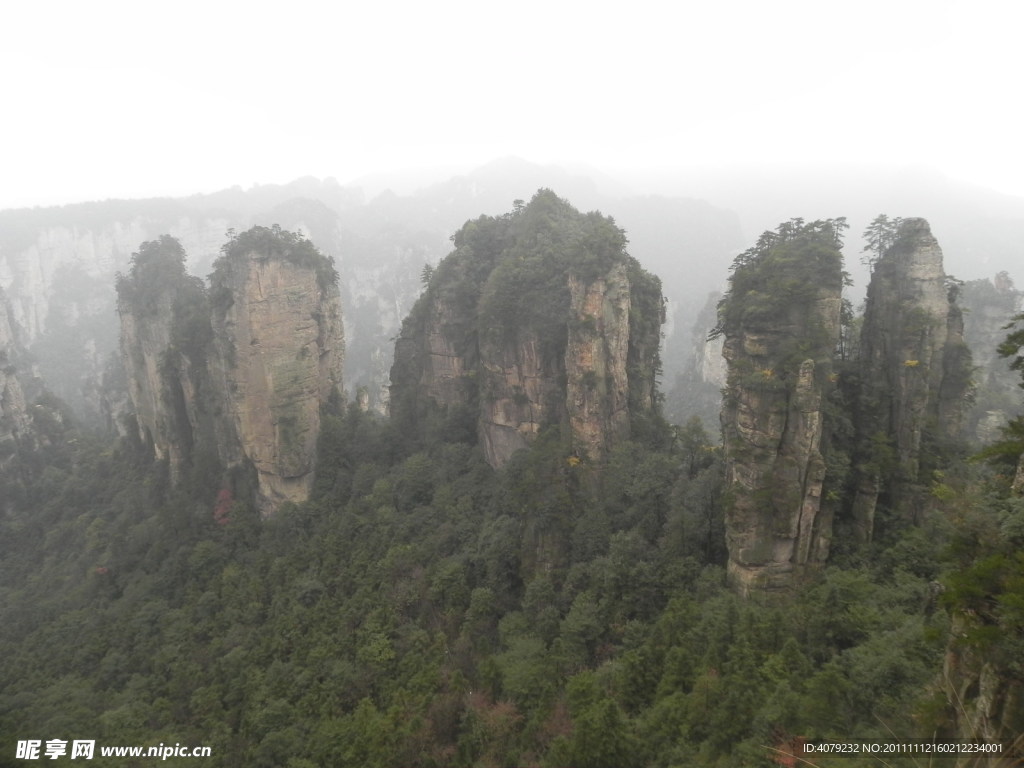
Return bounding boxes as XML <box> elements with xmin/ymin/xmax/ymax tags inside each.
<box><xmin>473</xmin><ymin>265</ymin><xmax>639</xmax><ymax>467</ymax></box>
<box><xmin>718</xmin><ymin>219</ymin><xmax>845</xmax><ymax>594</ymax></box>
<box><xmin>852</xmin><ymin>218</ymin><xmax>971</xmax><ymax>541</ymax></box>
<box><xmin>409</xmin><ymin>295</ymin><xmax>477</xmax><ymax>412</ymax></box>
<box><xmin>942</xmin><ymin>618</ymin><xmax>1024</xmax><ymax>749</ymax></box>
<box><xmin>0</xmin><ymin>288</ymin><xmax>32</xmax><ymax>449</ymax></box>
<box><xmin>118</xmin><ymin>283</ymin><xmax>180</xmax><ymax>465</ymax></box>
<box><xmin>564</xmin><ymin>266</ymin><xmax>632</xmax><ymax>463</ymax></box>
<box><xmin>209</xmin><ymin>228</ymin><xmax>344</xmax><ymax>512</ymax></box>
<box><xmin>478</xmin><ymin>327</ymin><xmax>563</xmax><ymax>467</ymax></box>
<box><xmin>116</xmin><ymin>228</ymin><xmax>344</xmax><ymax>514</ymax></box>
<box><xmin>391</xmin><ymin>190</ymin><xmax>662</xmax><ymax>469</ymax></box>
<box><xmin>116</xmin><ymin>236</ymin><xmax>221</xmax><ymax>483</ymax></box>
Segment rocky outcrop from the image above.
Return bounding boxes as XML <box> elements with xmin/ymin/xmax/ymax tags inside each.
<box><xmin>478</xmin><ymin>327</ymin><xmax>563</xmax><ymax>467</ymax></box>
<box><xmin>117</xmin><ymin>238</ymin><xmax>193</xmax><ymax>474</ymax></box>
<box><xmin>0</xmin><ymin>287</ymin><xmax>70</xmax><ymax>476</ymax></box>
<box><xmin>851</xmin><ymin>218</ymin><xmax>971</xmax><ymax>541</ymax></box>
<box><xmin>209</xmin><ymin>226</ymin><xmax>344</xmax><ymax>512</ymax></box>
<box><xmin>0</xmin><ymin>288</ymin><xmax>32</xmax><ymax>450</ymax></box>
<box><xmin>390</xmin><ymin>190</ymin><xmax>663</xmax><ymax>469</ymax></box>
<box><xmin>942</xmin><ymin>618</ymin><xmax>1024</xmax><ymax>752</ymax></box>
<box><xmin>563</xmin><ymin>266</ymin><xmax>632</xmax><ymax>463</ymax></box>
<box><xmin>718</xmin><ymin>219</ymin><xmax>845</xmax><ymax>594</ymax></box>
<box><xmin>116</xmin><ymin>227</ymin><xmax>344</xmax><ymax>514</ymax></box>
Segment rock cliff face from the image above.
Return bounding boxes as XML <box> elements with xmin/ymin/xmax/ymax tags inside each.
<box><xmin>116</xmin><ymin>227</ymin><xmax>344</xmax><ymax>514</ymax></box>
<box><xmin>718</xmin><ymin>219</ymin><xmax>846</xmax><ymax>594</ymax></box>
<box><xmin>851</xmin><ymin>218</ymin><xmax>971</xmax><ymax>541</ymax></box>
<box><xmin>0</xmin><ymin>288</ymin><xmax>32</xmax><ymax>449</ymax></box>
<box><xmin>942</xmin><ymin>618</ymin><xmax>1024</xmax><ymax>750</ymax></box>
<box><xmin>390</xmin><ymin>190</ymin><xmax>662</xmax><ymax>469</ymax></box>
<box><xmin>209</xmin><ymin>229</ymin><xmax>344</xmax><ymax>511</ymax></box>
<box><xmin>115</xmin><ymin>237</ymin><xmax>210</xmax><ymax>478</ymax></box>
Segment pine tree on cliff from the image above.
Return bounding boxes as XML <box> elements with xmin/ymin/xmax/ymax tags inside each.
<box><xmin>860</xmin><ymin>213</ymin><xmax>903</xmax><ymax>271</ymax></box>
<box><xmin>979</xmin><ymin>310</ymin><xmax>1024</xmax><ymax>491</ymax></box>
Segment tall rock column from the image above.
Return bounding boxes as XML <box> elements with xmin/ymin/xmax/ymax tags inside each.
<box><xmin>0</xmin><ymin>288</ymin><xmax>32</xmax><ymax>448</ymax></box>
<box><xmin>115</xmin><ymin>236</ymin><xmax>214</xmax><ymax>481</ymax></box>
<box><xmin>718</xmin><ymin>219</ymin><xmax>845</xmax><ymax>594</ymax></box>
<box><xmin>852</xmin><ymin>218</ymin><xmax>971</xmax><ymax>541</ymax></box>
<box><xmin>565</xmin><ymin>264</ymin><xmax>632</xmax><ymax>463</ymax></box>
<box><xmin>209</xmin><ymin>226</ymin><xmax>344</xmax><ymax>514</ymax></box>
<box><xmin>389</xmin><ymin>189</ymin><xmax>664</xmax><ymax>469</ymax></box>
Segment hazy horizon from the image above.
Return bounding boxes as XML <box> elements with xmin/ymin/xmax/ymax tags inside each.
<box><xmin>3</xmin><ymin>0</ymin><xmax>1023</xmax><ymax>210</ymax></box>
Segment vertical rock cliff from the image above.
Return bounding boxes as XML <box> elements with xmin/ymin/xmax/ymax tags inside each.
<box><xmin>116</xmin><ymin>227</ymin><xmax>344</xmax><ymax>514</ymax></box>
<box><xmin>209</xmin><ymin>226</ymin><xmax>344</xmax><ymax>512</ymax></box>
<box><xmin>390</xmin><ymin>190</ymin><xmax>662</xmax><ymax>469</ymax></box>
<box><xmin>0</xmin><ymin>287</ymin><xmax>32</xmax><ymax>449</ymax></box>
<box><xmin>116</xmin><ymin>236</ymin><xmax>216</xmax><ymax>480</ymax></box>
<box><xmin>851</xmin><ymin>218</ymin><xmax>971</xmax><ymax>541</ymax></box>
<box><xmin>717</xmin><ymin>219</ymin><xmax>846</xmax><ymax>594</ymax></box>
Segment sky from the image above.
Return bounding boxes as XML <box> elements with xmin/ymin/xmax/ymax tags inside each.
<box><xmin>2</xmin><ymin>0</ymin><xmax>1022</xmax><ymax>209</ymax></box>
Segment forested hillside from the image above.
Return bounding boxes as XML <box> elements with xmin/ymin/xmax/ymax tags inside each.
<box><xmin>0</xmin><ymin>199</ymin><xmax>1022</xmax><ymax>767</ymax></box>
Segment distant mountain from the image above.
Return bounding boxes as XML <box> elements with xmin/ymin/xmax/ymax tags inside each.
<box><xmin>1</xmin><ymin>157</ymin><xmax>1019</xmax><ymax>428</ymax></box>
<box><xmin>617</xmin><ymin>161</ymin><xmax>1024</xmax><ymax>286</ymax></box>
<box><xmin>0</xmin><ymin>159</ymin><xmax>744</xmax><ymax>422</ymax></box>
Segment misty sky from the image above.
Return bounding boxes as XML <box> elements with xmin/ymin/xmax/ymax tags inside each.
<box><xmin>3</xmin><ymin>0</ymin><xmax>1022</xmax><ymax>208</ymax></box>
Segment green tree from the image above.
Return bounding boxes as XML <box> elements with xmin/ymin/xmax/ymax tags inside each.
<box><xmin>860</xmin><ymin>213</ymin><xmax>903</xmax><ymax>270</ymax></box>
<box><xmin>977</xmin><ymin>312</ymin><xmax>1024</xmax><ymax>477</ymax></box>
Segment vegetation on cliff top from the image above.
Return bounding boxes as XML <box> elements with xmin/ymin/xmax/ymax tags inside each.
<box><xmin>115</xmin><ymin>235</ymin><xmax>191</xmax><ymax>314</ymax></box>
<box><xmin>393</xmin><ymin>189</ymin><xmax>664</xmax><ymax>452</ymax></box>
<box><xmin>715</xmin><ymin>218</ymin><xmax>846</xmax><ymax>334</ymax></box>
<box><xmin>411</xmin><ymin>190</ymin><xmax>634</xmax><ymax>345</ymax></box>
<box><xmin>210</xmin><ymin>224</ymin><xmax>339</xmax><ymax>299</ymax></box>
<box><xmin>713</xmin><ymin>218</ymin><xmax>848</xmax><ymax>388</ymax></box>
<box><xmin>116</xmin><ymin>234</ymin><xmax>213</xmax><ymax>365</ymax></box>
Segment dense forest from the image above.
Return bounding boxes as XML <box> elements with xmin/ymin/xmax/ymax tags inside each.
<box><xmin>0</xmin><ymin>197</ymin><xmax>1022</xmax><ymax>767</ymax></box>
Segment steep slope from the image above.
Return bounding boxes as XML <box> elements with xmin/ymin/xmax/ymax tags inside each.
<box><xmin>851</xmin><ymin>218</ymin><xmax>971</xmax><ymax>541</ymax></box>
<box><xmin>390</xmin><ymin>190</ymin><xmax>663</xmax><ymax>468</ymax></box>
<box><xmin>717</xmin><ymin>219</ymin><xmax>846</xmax><ymax>593</ymax></box>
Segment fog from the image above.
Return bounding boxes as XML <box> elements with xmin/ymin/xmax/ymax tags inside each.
<box><xmin>2</xmin><ymin>0</ymin><xmax>1023</xmax><ymax>209</ymax></box>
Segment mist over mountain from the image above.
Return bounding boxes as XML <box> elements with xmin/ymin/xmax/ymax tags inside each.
<box><xmin>3</xmin><ymin>174</ymin><xmax>1024</xmax><ymax>764</ymax></box>
<box><xmin>619</xmin><ymin>161</ymin><xmax>1024</xmax><ymax>285</ymax></box>
<box><xmin>2</xmin><ymin>156</ymin><xmax>1021</xmax><ymax>433</ymax></box>
<box><xmin>0</xmin><ymin>158</ymin><xmax>742</xmax><ymax>423</ymax></box>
